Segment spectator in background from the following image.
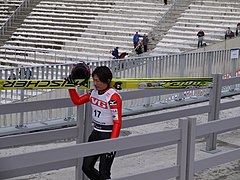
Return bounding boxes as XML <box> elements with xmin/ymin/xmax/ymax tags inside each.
<box><xmin>225</xmin><ymin>27</ymin><xmax>234</xmax><ymax>39</ymax></box>
<box><xmin>8</xmin><ymin>73</ymin><xmax>16</xmax><ymax>80</ymax></box>
<box><xmin>236</xmin><ymin>23</ymin><xmax>240</xmax><ymax>36</ymax></box>
<box><xmin>19</xmin><ymin>66</ymin><xmax>25</xmax><ymax>79</ymax></box>
<box><xmin>143</xmin><ymin>34</ymin><xmax>149</xmax><ymax>52</ymax></box>
<box><xmin>133</xmin><ymin>32</ymin><xmax>143</xmax><ymax>48</ymax></box>
<box><xmin>197</xmin><ymin>29</ymin><xmax>205</xmax><ymax>48</ymax></box>
<box><xmin>25</xmin><ymin>68</ymin><xmax>32</xmax><ymax>79</ymax></box>
<box><xmin>164</xmin><ymin>0</ymin><xmax>167</xmax><ymax>5</ymax></box>
<box><xmin>111</xmin><ymin>47</ymin><xmax>119</xmax><ymax>59</ymax></box>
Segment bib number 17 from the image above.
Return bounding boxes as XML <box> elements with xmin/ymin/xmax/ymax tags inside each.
<box><xmin>94</xmin><ymin>109</ymin><xmax>101</xmax><ymax>118</ymax></box>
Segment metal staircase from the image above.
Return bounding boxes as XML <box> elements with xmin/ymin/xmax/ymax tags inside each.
<box><xmin>0</xmin><ymin>0</ymin><xmax>42</xmax><ymax>46</ymax></box>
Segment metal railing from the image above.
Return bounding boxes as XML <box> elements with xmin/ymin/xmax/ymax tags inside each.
<box><xmin>0</xmin><ymin>0</ymin><xmax>35</xmax><ymax>36</ymax></box>
<box><xmin>0</xmin><ymin>75</ymin><xmax>239</xmax><ymax>179</ymax></box>
<box><xmin>0</xmin><ymin>49</ymin><xmax>240</xmax><ymax>129</ymax></box>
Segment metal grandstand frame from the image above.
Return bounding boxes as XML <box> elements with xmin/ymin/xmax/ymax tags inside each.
<box><xmin>0</xmin><ymin>0</ymin><xmax>35</xmax><ymax>36</ymax></box>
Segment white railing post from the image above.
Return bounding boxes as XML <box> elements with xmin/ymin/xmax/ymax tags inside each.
<box><xmin>177</xmin><ymin>54</ymin><xmax>186</xmax><ymax>100</ymax></box>
<box><xmin>176</xmin><ymin>118</ymin><xmax>188</xmax><ymax>180</ymax></box>
<box><xmin>144</xmin><ymin>57</ymin><xmax>153</xmax><ymax>106</ymax></box>
<box><xmin>185</xmin><ymin>117</ymin><xmax>196</xmax><ymax>180</ymax></box>
<box><xmin>205</xmin><ymin>74</ymin><xmax>222</xmax><ymax>152</ymax></box>
<box><xmin>207</xmin><ymin>51</ymin><xmax>213</xmax><ymax>77</ymax></box>
<box><xmin>75</xmin><ymin>95</ymin><xmax>92</xmax><ymax>180</ymax></box>
<box><xmin>179</xmin><ymin>54</ymin><xmax>186</xmax><ymax>77</ymax></box>
<box><xmin>75</xmin><ymin>90</ymin><xmax>86</xmax><ymax>180</ymax></box>
<box><xmin>230</xmin><ymin>48</ymin><xmax>239</xmax><ymax>91</ymax></box>
<box><xmin>19</xmin><ymin>67</ymin><xmax>25</xmax><ymax>127</ymax></box>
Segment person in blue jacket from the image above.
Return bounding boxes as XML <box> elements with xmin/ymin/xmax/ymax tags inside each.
<box><xmin>133</xmin><ymin>32</ymin><xmax>143</xmax><ymax>48</ymax></box>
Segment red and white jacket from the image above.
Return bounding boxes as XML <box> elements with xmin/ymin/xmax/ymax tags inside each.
<box><xmin>68</xmin><ymin>88</ymin><xmax>122</xmax><ymax>138</ymax></box>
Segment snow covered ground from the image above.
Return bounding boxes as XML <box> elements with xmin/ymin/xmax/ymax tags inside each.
<box><xmin>1</xmin><ymin>94</ymin><xmax>240</xmax><ymax>180</ymax></box>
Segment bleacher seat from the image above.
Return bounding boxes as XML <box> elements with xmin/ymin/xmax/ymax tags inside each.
<box><xmin>0</xmin><ymin>0</ymin><xmax>170</xmax><ymax>65</ymax></box>
<box><xmin>151</xmin><ymin>0</ymin><xmax>240</xmax><ymax>55</ymax></box>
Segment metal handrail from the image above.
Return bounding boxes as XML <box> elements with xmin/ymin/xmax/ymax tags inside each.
<box><xmin>0</xmin><ymin>0</ymin><xmax>34</xmax><ymax>36</ymax></box>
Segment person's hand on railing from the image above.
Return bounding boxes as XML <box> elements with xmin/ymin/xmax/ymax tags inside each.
<box><xmin>105</xmin><ymin>151</ymin><xmax>116</xmax><ymax>160</ymax></box>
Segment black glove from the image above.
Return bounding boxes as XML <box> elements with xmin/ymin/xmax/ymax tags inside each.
<box><xmin>113</xmin><ymin>82</ymin><xmax>122</xmax><ymax>90</ymax></box>
<box><xmin>65</xmin><ymin>75</ymin><xmax>76</xmax><ymax>85</ymax></box>
<box><xmin>105</xmin><ymin>151</ymin><xmax>116</xmax><ymax>159</ymax></box>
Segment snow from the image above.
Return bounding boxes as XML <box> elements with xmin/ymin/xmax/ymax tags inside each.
<box><xmin>1</xmin><ymin>94</ymin><xmax>240</xmax><ymax>179</ymax></box>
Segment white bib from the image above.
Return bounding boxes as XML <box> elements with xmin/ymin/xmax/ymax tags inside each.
<box><xmin>90</xmin><ymin>88</ymin><xmax>117</xmax><ymax>127</ymax></box>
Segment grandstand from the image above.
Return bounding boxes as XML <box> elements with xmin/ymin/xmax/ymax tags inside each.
<box><xmin>0</xmin><ymin>0</ymin><xmax>23</xmax><ymax>23</ymax></box>
<box><xmin>0</xmin><ymin>0</ymin><xmax>239</xmax><ymax>65</ymax></box>
<box><xmin>0</xmin><ymin>1</ymin><xmax>240</xmax><ymax>179</ymax></box>
<box><xmin>0</xmin><ymin>0</ymin><xmax>171</xmax><ymax>66</ymax></box>
<box><xmin>151</xmin><ymin>0</ymin><xmax>240</xmax><ymax>55</ymax></box>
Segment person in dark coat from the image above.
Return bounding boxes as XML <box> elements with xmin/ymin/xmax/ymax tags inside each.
<box><xmin>197</xmin><ymin>30</ymin><xmax>205</xmax><ymax>48</ymax></box>
<box><xmin>164</xmin><ymin>0</ymin><xmax>167</xmax><ymax>5</ymax></box>
<box><xmin>143</xmin><ymin>34</ymin><xmax>149</xmax><ymax>52</ymax></box>
<box><xmin>225</xmin><ymin>27</ymin><xmax>234</xmax><ymax>39</ymax></box>
<box><xmin>236</xmin><ymin>23</ymin><xmax>240</xmax><ymax>36</ymax></box>
<box><xmin>111</xmin><ymin>47</ymin><xmax>119</xmax><ymax>59</ymax></box>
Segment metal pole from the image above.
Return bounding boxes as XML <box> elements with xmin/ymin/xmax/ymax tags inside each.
<box><xmin>230</xmin><ymin>48</ymin><xmax>239</xmax><ymax>91</ymax></box>
<box><xmin>19</xmin><ymin>67</ymin><xmax>25</xmax><ymax>127</ymax></box>
<box><xmin>205</xmin><ymin>74</ymin><xmax>222</xmax><ymax>152</ymax></box>
<box><xmin>75</xmin><ymin>108</ymin><xmax>85</xmax><ymax>180</ymax></box>
<box><xmin>75</xmin><ymin>91</ymin><xmax>92</xmax><ymax>180</ymax></box>
<box><xmin>75</xmin><ymin>90</ymin><xmax>86</xmax><ymax>180</ymax></box>
<box><xmin>177</xmin><ymin>54</ymin><xmax>186</xmax><ymax>101</ymax></box>
<box><xmin>179</xmin><ymin>54</ymin><xmax>186</xmax><ymax>77</ymax></box>
<box><xmin>207</xmin><ymin>51</ymin><xmax>213</xmax><ymax>77</ymax></box>
<box><xmin>144</xmin><ymin>57</ymin><xmax>153</xmax><ymax>107</ymax></box>
<box><xmin>185</xmin><ymin>117</ymin><xmax>197</xmax><ymax>180</ymax></box>
<box><xmin>176</xmin><ymin>118</ymin><xmax>188</xmax><ymax>180</ymax></box>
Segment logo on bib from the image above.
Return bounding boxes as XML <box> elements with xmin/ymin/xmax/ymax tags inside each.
<box><xmin>90</xmin><ymin>97</ymin><xmax>108</xmax><ymax>109</ymax></box>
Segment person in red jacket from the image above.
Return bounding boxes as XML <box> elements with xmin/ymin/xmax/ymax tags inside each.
<box><xmin>67</xmin><ymin>63</ymin><xmax>122</xmax><ymax>180</ymax></box>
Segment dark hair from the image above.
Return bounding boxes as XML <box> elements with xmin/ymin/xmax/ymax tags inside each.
<box><xmin>92</xmin><ymin>66</ymin><xmax>112</xmax><ymax>84</ymax></box>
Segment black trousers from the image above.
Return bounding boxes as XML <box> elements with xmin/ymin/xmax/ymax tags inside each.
<box><xmin>82</xmin><ymin>130</ymin><xmax>115</xmax><ymax>180</ymax></box>
<box><xmin>143</xmin><ymin>45</ymin><xmax>147</xmax><ymax>52</ymax></box>
<box><xmin>198</xmin><ymin>40</ymin><xmax>203</xmax><ymax>48</ymax></box>
<box><xmin>133</xmin><ymin>42</ymin><xmax>138</xmax><ymax>48</ymax></box>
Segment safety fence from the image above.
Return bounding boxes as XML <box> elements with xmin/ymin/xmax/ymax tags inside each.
<box><xmin>0</xmin><ymin>49</ymin><xmax>238</xmax><ymax>80</ymax></box>
<box><xmin>0</xmin><ymin>75</ymin><xmax>239</xmax><ymax>179</ymax></box>
<box><xmin>0</xmin><ymin>49</ymin><xmax>240</xmax><ymax>130</ymax></box>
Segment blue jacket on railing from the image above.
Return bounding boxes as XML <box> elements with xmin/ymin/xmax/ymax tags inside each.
<box><xmin>112</xmin><ymin>47</ymin><xmax>119</xmax><ymax>59</ymax></box>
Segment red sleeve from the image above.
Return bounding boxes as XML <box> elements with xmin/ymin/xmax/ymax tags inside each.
<box><xmin>109</xmin><ymin>93</ymin><xmax>122</xmax><ymax>138</ymax></box>
<box><xmin>68</xmin><ymin>89</ymin><xmax>90</xmax><ymax>105</ymax></box>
